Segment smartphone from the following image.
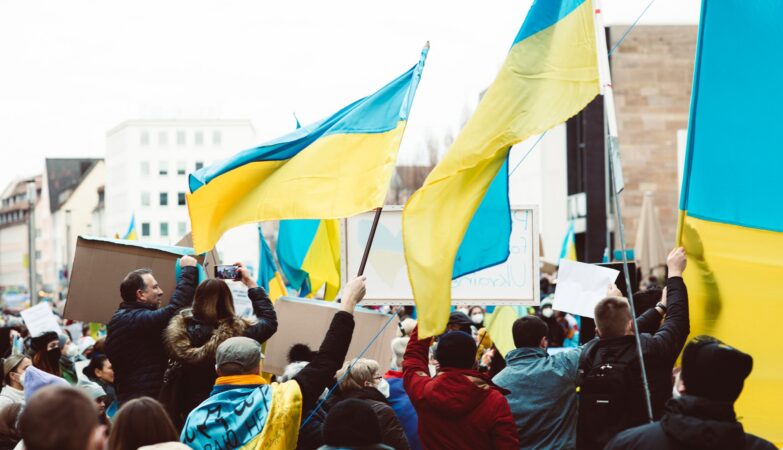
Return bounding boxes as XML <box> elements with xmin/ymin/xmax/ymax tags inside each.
<box><xmin>214</xmin><ymin>265</ymin><xmax>241</xmax><ymax>281</ymax></box>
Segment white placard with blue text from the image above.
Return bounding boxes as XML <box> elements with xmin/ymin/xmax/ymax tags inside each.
<box><xmin>343</xmin><ymin>205</ymin><xmax>539</xmax><ymax>305</ymax></box>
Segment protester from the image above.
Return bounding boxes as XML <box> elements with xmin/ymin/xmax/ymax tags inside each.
<box><xmin>605</xmin><ymin>336</ymin><xmax>776</xmax><ymax>449</ymax></box>
<box><xmin>58</xmin><ymin>334</ymin><xmax>79</xmax><ymax>384</ymax></box>
<box><xmin>318</xmin><ymin>399</ymin><xmax>394</xmax><ymax>450</ymax></box>
<box><xmin>181</xmin><ymin>276</ymin><xmax>367</xmax><ymax>449</ymax></box>
<box><xmin>397</xmin><ymin>318</ymin><xmax>416</xmax><ymax>338</ymax></box>
<box><xmin>105</xmin><ymin>255</ymin><xmax>198</xmax><ymax>404</ymax></box>
<box><xmin>162</xmin><ymin>263</ymin><xmax>278</xmax><ymax>428</ymax></box>
<box><xmin>385</xmin><ymin>336</ymin><xmax>422</xmax><ymax>450</ymax></box>
<box><xmin>331</xmin><ymin>358</ymin><xmax>410</xmax><ymax>450</ymax></box>
<box><xmin>0</xmin><ymin>403</ymin><xmax>21</xmax><ymax>450</ymax></box>
<box><xmin>468</xmin><ymin>306</ymin><xmax>485</xmax><ymax>328</ymax></box>
<box><xmin>18</xmin><ymin>386</ymin><xmax>107</xmax><ymax>450</ymax></box>
<box><xmin>0</xmin><ymin>356</ymin><xmax>30</xmax><ymax>409</ymax></box>
<box><xmin>28</xmin><ymin>332</ymin><xmax>61</xmax><ymax>378</ymax></box>
<box><xmin>107</xmin><ymin>397</ymin><xmax>180</xmax><ymax>450</ymax></box>
<box><xmin>576</xmin><ymin>247</ymin><xmax>689</xmax><ymax>449</ymax></box>
<box><xmin>77</xmin><ymin>380</ymin><xmax>111</xmax><ymax>428</ymax></box>
<box><xmin>403</xmin><ymin>327</ymin><xmax>519</xmax><ymax>449</ymax></box>
<box><xmin>81</xmin><ymin>354</ymin><xmax>117</xmax><ymax>413</ymax></box>
<box><xmin>280</xmin><ymin>359</ymin><xmax>327</xmax><ymax>450</ymax></box>
<box><xmin>445</xmin><ymin>311</ymin><xmax>473</xmax><ymax>335</ymax></box>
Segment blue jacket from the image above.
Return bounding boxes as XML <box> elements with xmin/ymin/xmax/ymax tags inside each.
<box><xmin>384</xmin><ymin>371</ymin><xmax>422</xmax><ymax>450</ymax></box>
<box><xmin>492</xmin><ymin>347</ymin><xmax>581</xmax><ymax>450</ymax></box>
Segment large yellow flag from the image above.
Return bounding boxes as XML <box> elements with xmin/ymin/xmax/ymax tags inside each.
<box><xmin>404</xmin><ymin>0</ymin><xmax>599</xmax><ymax>338</ymax></box>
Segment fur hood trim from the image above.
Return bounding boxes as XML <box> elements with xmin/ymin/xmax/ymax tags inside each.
<box><xmin>164</xmin><ymin>310</ymin><xmax>258</xmax><ymax>364</ymax></box>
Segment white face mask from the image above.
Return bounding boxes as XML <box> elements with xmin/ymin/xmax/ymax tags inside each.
<box><xmin>64</xmin><ymin>345</ymin><xmax>79</xmax><ymax>358</ymax></box>
<box><xmin>375</xmin><ymin>378</ymin><xmax>390</xmax><ymax>398</ymax></box>
<box><xmin>542</xmin><ymin>307</ymin><xmax>554</xmax><ymax>318</ymax></box>
<box><xmin>16</xmin><ymin>372</ymin><xmax>24</xmax><ymax>388</ymax></box>
<box><xmin>470</xmin><ymin>314</ymin><xmax>484</xmax><ymax>325</ymax></box>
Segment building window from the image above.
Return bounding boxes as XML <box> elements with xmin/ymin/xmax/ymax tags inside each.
<box><xmin>195</xmin><ymin>161</ymin><xmax>204</xmax><ymax>171</ymax></box>
<box><xmin>160</xmin><ymin>222</ymin><xmax>169</xmax><ymax>237</ymax></box>
<box><xmin>158</xmin><ymin>131</ymin><xmax>168</xmax><ymax>146</ymax></box>
<box><xmin>140</xmin><ymin>162</ymin><xmax>150</xmax><ymax>176</ymax></box>
<box><xmin>194</xmin><ymin>131</ymin><xmax>204</xmax><ymax>146</ymax></box>
<box><xmin>140</xmin><ymin>131</ymin><xmax>149</xmax><ymax>145</ymax></box>
<box><xmin>212</xmin><ymin>131</ymin><xmax>222</xmax><ymax>145</ymax></box>
<box><xmin>159</xmin><ymin>161</ymin><xmax>168</xmax><ymax>176</ymax></box>
<box><xmin>35</xmin><ymin>250</ymin><xmax>41</xmax><ymax>260</ymax></box>
<box><xmin>177</xmin><ymin>192</ymin><xmax>186</xmax><ymax>206</ymax></box>
<box><xmin>178</xmin><ymin>221</ymin><xmax>187</xmax><ymax>237</ymax></box>
<box><xmin>177</xmin><ymin>161</ymin><xmax>186</xmax><ymax>176</ymax></box>
<box><xmin>177</xmin><ymin>130</ymin><xmax>186</xmax><ymax>145</ymax></box>
<box><xmin>141</xmin><ymin>192</ymin><xmax>150</xmax><ymax>206</ymax></box>
<box><xmin>141</xmin><ymin>222</ymin><xmax>150</xmax><ymax>237</ymax></box>
<box><xmin>159</xmin><ymin>192</ymin><xmax>168</xmax><ymax>206</ymax></box>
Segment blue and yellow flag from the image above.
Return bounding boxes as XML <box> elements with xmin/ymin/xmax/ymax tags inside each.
<box><xmin>678</xmin><ymin>0</ymin><xmax>783</xmax><ymax>443</ymax></box>
<box><xmin>403</xmin><ymin>0</ymin><xmax>599</xmax><ymax>338</ymax></box>
<box><xmin>258</xmin><ymin>226</ymin><xmax>287</xmax><ymax>302</ymax></box>
<box><xmin>120</xmin><ymin>213</ymin><xmax>137</xmax><ymax>240</ymax></box>
<box><xmin>186</xmin><ymin>46</ymin><xmax>429</xmax><ymax>253</ymax></box>
<box><xmin>560</xmin><ymin>221</ymin><xmax>577</xmax><ymax>261</ymax></box>
<box><xmin>277</xmin><ymin>219</ymin><xmax>340</xmax><ymax>300</ymax></box>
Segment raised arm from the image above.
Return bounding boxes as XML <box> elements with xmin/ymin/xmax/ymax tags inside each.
<box><xmin>135</xmin><ymin>256</ymin><xmax>198</xmax><ymax>328</ymax></box>
<box><xmin>293</xmin><ymin>276</ymin><xmax>366</xmax><ymax>411</ymax></box>
<box><xmin>234</xmin><ymin>263</ymin><xmax>278</xmax><ymax>343</ymax></box>
<box><xmin>648</xmin><ymin>248</ymin><xmax>690</xmax><ymax>362</ymax></box>
<box><xmin>402</xmin><ymin>325</ymin><xmax>433</xmax><ymax>405</ymax></box>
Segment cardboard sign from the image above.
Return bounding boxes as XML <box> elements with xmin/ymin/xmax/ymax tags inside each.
<box><xmin>175</xmin><ymin>233</ymin><xmax>221</xmax><ymax>279</ymax></box>
<box><xmin>20</xmin><ymin>302</ymin><xmax>61</xmax><ymax>337</ymax></box>
<box><xmin>552</xmin><ymin>260</ymin><xmax>620</xmax><ymax>318</ymax></box>
<box><xmin>263</xmin><ymin>297</ymin><xmax>399</xmax><ymax>376</ymax></box>
<box><xmin>227</xmin><ymin>281</ymin><xmax>253</xmax><ymax>317</ymax></box>
<box><xmin>64</xmin><ymin>237</ymin><xmax>207</xmax><ymax>324</ymax></box>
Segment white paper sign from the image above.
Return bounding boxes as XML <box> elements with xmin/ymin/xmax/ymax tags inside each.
<box><xmin>20</xmin><ymin>302</ymin><xmax>62</xmax><ymax>337</ymax></box>
<box><xmin>227</xmin><ymin>282</ymin><xmax>254</xmax><ymax>318</ymax></box>
<box><xmin>553</xmin><ymin>260</ymin><xmax>620</xmax><ymax>318</ymax></box>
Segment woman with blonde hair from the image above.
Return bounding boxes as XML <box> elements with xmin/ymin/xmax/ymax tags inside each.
<box><xmin>328</xmin><ymin>358</ymin><xmax>410</xmax><ymax>450</ymax></box>
<box><xmin>161</xmin><ymin>263</ymin><xmax>278</xmax><ymax>428</ymax></box>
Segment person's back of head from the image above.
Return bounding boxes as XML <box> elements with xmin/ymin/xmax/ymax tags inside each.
<box><xmin>287</xmin><ymin>343</ymin><xmax>317</xmax><ymax>363</ymax></box>
<box><xmin>447</xmin><ymin>312</ymin><xmax>473</xmax><ymax>334</ymax></box>
<box><xmin>435</xmin><ymin>331</ymin><xmax>476</xmax><ymax>370</ymax></box>
<box><xmin>192</xmin><ymin>278</ymin><xmax>235</xmax><ymax>323</ymax></box>
<box><xmin>390</xmin><ymin>337</ymin><xmax>409</xmax><ymax>370</ymax></box>
<box><xmin>336</xmin><ymin>358</ymin><xmax>381</xmax><ymax>392</ymax></box>
<box><xmin>594</xmin><ymin>297</ymin><xmax>633</xmax><ymax>339</ymax></box>
<box><xmin>19</xmin><ymin>386</ymin><xmax>103</xmax><ymax>450</ymax></box>
<box><xmin>322</xmin><ymin>399</ymin><xmax>383</xmax><ymax>447</ymax></box>
<box><xmin>0</xmin><ymin>402</ymin><xmax>22</xmax><ymax>441</ymax></box>
<box><xmin>681</xmin><ymin>336</ymin><xmax>753</xmax><ymax>402</ymax></box>
<box><xmin>630</xmin><ymin>288</ymin><xmax>663</xmax><ymax>318</ymax></box>
<box><xmin>215</xmin><ymin>336</ymin><xmax>263</xmax><ymax>376</ymax></box>
<box><xmin>107</xmin><ymin>397</ymin><xmax>178</xmax><ymax>450</ymax></box>
<box><xmin>512</xmin><ymin>315</ymin><xmax>549</xmax><ymax>349</ymax></box>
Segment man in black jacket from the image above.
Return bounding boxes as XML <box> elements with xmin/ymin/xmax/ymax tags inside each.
<box><xmin>576</xmin><ymin>247</ymin><xmax>690</xmax><ymax>449</ymax></box>
<box><xmin>606</xmin><ymin>336</ymin><xmax>776</xmax><ymax>450</ymax></box>
<box><xmin>105</xmin><ymin>255</ymin><xmax>198</xmax><ymax>404</ymax></box>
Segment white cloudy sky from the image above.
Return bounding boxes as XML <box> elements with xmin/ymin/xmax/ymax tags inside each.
<box><xmin>0</xmin><ymin>0</ymin><xmax>699</xmax><ymax>191</ymax></box>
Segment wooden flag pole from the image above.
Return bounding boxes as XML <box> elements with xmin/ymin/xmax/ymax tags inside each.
<box><xmin>357</xmin><ymin>207</ymin><xmax>383</xmax><ymax>276</ymax></box>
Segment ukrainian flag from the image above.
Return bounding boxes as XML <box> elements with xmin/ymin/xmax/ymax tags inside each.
<box><xmin>276</xmin><ymin>219</ymin><xmax>340</xmax><ymax>300</ymax></box>
<box><xmin>258</xmin><ymin>226</ymin><xmax>287</xmax><ymax>302</ymax></box>
<box><xmin>560</xmin><ymin>221</ymin><xmax>577</xmax><ymax>261</ymax></box>
<box><xmin>121</xmin><ymin>214</ymin><xmax>137</xmax><ymax>240</ymax></box>
<box><xmin>678</xmin><ymin>0</ymin><xmax>783</xmax><ymax>443</ymax></box>
<box><xmin>403</xmin><ymin>0</ymin><xmax>599</xmax><ymax>338</ymax></box>
<box><xmin>186</xmin><ymin>46</ymin><xmax>429</xmax><ymax>253</ymax></box>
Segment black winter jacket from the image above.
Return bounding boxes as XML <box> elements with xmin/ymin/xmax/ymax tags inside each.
<box><xmin>605</xmin><ymin>395</ymin><xmax>777</xmax><ymax>450</ymax></box>
<box><xmin>105</xmin><ymin>266</ymin><xmax>197</xmax><ymax>404</ymax></box>
<box><xmin>577</xmin><ymin>276</ymin><xmax>690</xmax><ymax>449</ymax></box>
<box><xmin>162</xmin><ymin>286</ymin><xmax>277</xmax><ymax>427</ymax></box>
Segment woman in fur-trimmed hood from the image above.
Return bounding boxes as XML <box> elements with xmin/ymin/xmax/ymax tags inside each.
<box><xmin>161</xmin><ymin>264</ymin><xmax>278</xmax><ymax>428</ymax></box>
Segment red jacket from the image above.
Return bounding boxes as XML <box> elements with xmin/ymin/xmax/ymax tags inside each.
<box><xmin>403</xmin><ymin>327</ymin><xmax>519</xmax><ymax>450</ymax></box>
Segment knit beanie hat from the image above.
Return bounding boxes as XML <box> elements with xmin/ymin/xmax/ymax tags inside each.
<box><xmin>23</xmin><ymin>365</ymin><xmax>68</xmax><ymax>401</ymax></box>
<box><xmin>435</xmin><ymin>331</ymin><xmax>477</xmax><ymax>369</ymax></box>
<box><xmin>322</xmin><ymin>399</ymin><xmax>382</xmax><ymax>447</ymax></box>
<box><xmin>681</xmin><ymin>336</ymin><xmax>753</xmax><ymax>402</ymax></box>
<box><xmin>30</xmin><ymin>331</ymin><xmax>59</xmax><ymax>353</ymax></box>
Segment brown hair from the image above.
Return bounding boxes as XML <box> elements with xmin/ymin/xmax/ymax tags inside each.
<box><xmin>594</xmin><ymin>297</ymin><xmax>632</xmax><ymax>339</ymax></box>
<box><xmin>120</xmin><ymin>269</ymin><xmax>152</xmax><ymax>303</ymax></box>
<box><xmin>108</xmin><ymin>397</ymin><xmax>178</xmax><ymax>450</ymax></box>
<box><xmin>19</xmin><ymin>386</ymin><xmax>98</xmax><ymax>450</ymax></box>
<box><xmin>193</xmin><ymin>279</ymin><xmax>236</xmax><ymax>323</ymax></box>
<box><xmin>0</xmin><ymin>402</ymin><xmax>21</xmax><ymax>440</ymax></box>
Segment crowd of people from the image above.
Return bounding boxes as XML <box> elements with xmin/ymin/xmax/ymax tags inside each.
<box><xmin>0</xmin><ymin>247</ymin><xmax>775</xmax><ymax>450</ymax></box>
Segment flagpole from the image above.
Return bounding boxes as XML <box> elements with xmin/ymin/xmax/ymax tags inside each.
<box><xmin>594</xmin><ymin>2</ymin><xmax>654</xmax><ymax>423</ymax></box>
<box><xmin>357</xmin><ymin>207</ymin><xmax>383</xmax><ymax>276</ymax></box>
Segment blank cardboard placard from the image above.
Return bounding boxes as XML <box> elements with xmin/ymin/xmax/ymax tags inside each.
<box><xmin>552</xmin><ymin>259</ymin><xmax>620</xmax><ymax>318</ymax></box>
<box><xmin>263</xmin><ymin>297</ymin><xmax>399</xmax><ymax>376</ymax></box>
<box><xmin>64</xmin><ymin>237</ymin><xmax>204</xmax><ymax>324</ymax></box>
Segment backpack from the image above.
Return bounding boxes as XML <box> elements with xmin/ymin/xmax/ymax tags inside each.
<box><xmin>576</xmin><ymin>339</ymin><xmax>647</xmax><ymax>449</ymax></box>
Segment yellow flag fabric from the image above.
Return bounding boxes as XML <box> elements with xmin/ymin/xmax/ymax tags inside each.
<box><xmin>403</xmin><ymin>0</ymin><xmax>599</xmax><ymax>337</ymax></box>
<box><xmin>300</xmin><ymin>219</ymin><xmax>341</xmax><ymax>300</ymax></box>
<box><xmin>485</xmin><ymin>306</ymin><xmax>520</xmax><ymax>357</ymax></box>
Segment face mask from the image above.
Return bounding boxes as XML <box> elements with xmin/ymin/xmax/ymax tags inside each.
<box><xmin>47</xmin><ymin>348</ymin><xmax>62</xmax><ymax>368</ymax></box>
<box><xmin>64</xmin><ymin>346</ymin><xmax>79</xmax><ymax>358</ymax></box>
<box><xmin>15</xmin><ymin>372</ymin><xmax>24</xmax><ymax>388</ymax></box>
<box><xmin>375</xmin><ymin>378</ymin><xmax>390</xmax><ymax>398</ymax></box>
<box><xmin>542</xmin><ymin>307</ymin><xmax>554</xmax><ymax>318</ymax></box>
<box><xmin>470</xmin><ymin>314</ymin><xmax>484</xmax><ymax>325</ymax></box>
